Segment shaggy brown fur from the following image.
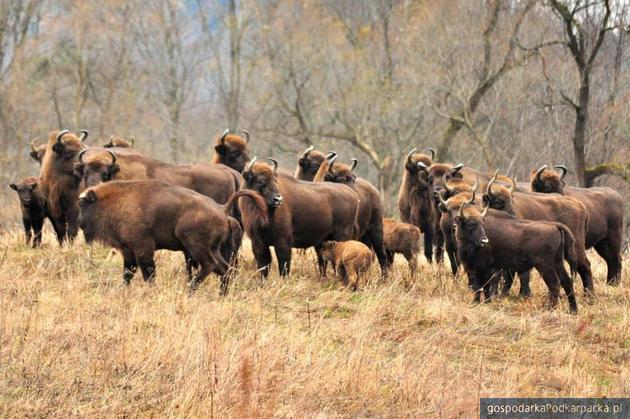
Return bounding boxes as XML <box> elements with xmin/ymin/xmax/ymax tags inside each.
<box><xmin>239</xmin><ymin>159</ymin><xmax>360</xmax><ymax>277</ymax></box>
<box><xmin>211</xmin><ymin>130</ymin><xmax>251</xmax><ymax>173</ymax></box>
<box><xmin>483</xmin><ymin>176</ymin><xmax>593</xmax><ymax>294</ymax></box>
<box><xmin>9</xmin><ymin>177</ymin><xmax>48</xmax><ymax>247</ymax></box>
<box><xmin>78</xmin><ymin>180</ymin><xmax>264</xmax><ymax>294</ymax></box>
<box><xmin>383</xmin><ymin>218</ymin><xmax>420</xmax><ymax>274</ymax></box>
<box><xmin>455</xmin><ymin>206</ymin><xmax>578</xmax><ymax>313</ymax></box>
<box><xmin>320</xmin><ymin>240</ymin><xmax>373</xmax><ymax>291</ymax></box>
<box><xmin>530</xmin><ymin>165</ymin><xmax>624</xmax><ymax>285</ymax></box>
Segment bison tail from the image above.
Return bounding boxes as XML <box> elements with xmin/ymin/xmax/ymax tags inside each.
<box><xmin>223</xmin><ymin>190</ymin><xmax>269</xmax><ymax>225</ymax></box>
<box><xmin>313</xmin><ymin>159</ymin><xmax>330</xmax><ymax>182</ymax></box>
<box><xmin>557</xmin><ymin>224</ymin><xmax>578</xmax><ymax>275</ymax></box>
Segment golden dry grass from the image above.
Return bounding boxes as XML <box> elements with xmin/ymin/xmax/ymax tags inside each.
<box><xmin>0</xmin><ymin>228</ymin><xmax>628</xmax><ymax>417</ymax></box>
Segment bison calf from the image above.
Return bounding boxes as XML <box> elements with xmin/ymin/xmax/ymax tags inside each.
<box><xmin>10</xmin><ymin>177</ymin><xmax>47</xmax><ymax>247</ymax></box>
<box><xmin>383</xmin><ymin>218</ymin><xmax>420</xmax><ymax>274</ymax></box>
<box><xmin>78</xmin><ymin>180</ymin><xmax>264</xmax><ymax>294</ymax></box>
<box><xmin>320</xmin><ymin>240</ymin><xmax>373</xmax><ymax>291</ymax></box>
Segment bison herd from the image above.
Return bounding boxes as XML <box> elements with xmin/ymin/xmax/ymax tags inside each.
<box><xmin>8</xmin><ymin>129</ymin><xmax>625</xmax><ymax>314</ymax></box>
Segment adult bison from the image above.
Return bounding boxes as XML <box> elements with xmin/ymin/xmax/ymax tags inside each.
<box><xmin>211</xmin><ymin>129</ymin><xmax>251</xmax><ymax>173</ymax></box>
<box><xmin>74</xmin><ymin>148</ymin><xmax>242</xmax><ymax>210</ymax></box>
<box><xmin>78</xmin><ymin>180</ymin><xmax>260</xmax><ymax>294</ymax></box>
<box><xmin>455</xmin><ymin>203</ymin><xmax>578</xmax><ymax>314</ymax></box>
<box><xmin>239</xmin><ymin>157</ymin><xmax>360</xmax><ymax>277</ymax></box>
<box><xmin>531</xmin><ymin>165</ymin><xmax>623</xmax><ymax>285</ymax></box>
<box><xmin>483</xmin><ymin>174</ymin><xmax>593</xmax><ymax>294</ymax></box>
<box><xmin>314</xmin><ymin>155</ymin><xmax>388</xmax><ymax>273</ymax></box>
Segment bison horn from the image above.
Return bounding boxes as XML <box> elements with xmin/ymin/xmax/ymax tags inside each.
<box><xmin>301</xmin><ymin>145</ymin><xmax>314</xmax><ymax>158</ymax></box>
<box><xmin>553</xmin><ymin>164</ymin><xmax>568</xmax><ymax>180</ymax></box>
<box><xmin>78</xmin><ymin>149</ymin><xmax>89</xmax><ymax>164</ymax></box>
<box><xmin>327</xmin><ymin>154</ymin><xmax>338</xmax><ymax>168</ymax></box>
<box><xmin>424</xmin><ymin>147</ymin><xmax>435</xmax><ymax>160</ymax></box>
<box><xmin>78</xmin><ymin>130</ymin><xmax>89</xmax><ymax>142</ymax></box>
<box><xmin>481</xmin><ymin>204</ymin><xmax>489</xmax><ymax>219</ymax></box>
<box><xmin>245</xmin><ymin>156</ymin><xmax>257</xmax><ymax>172</ymax></box>
<box><xmin>406</xmin><ymin>147</ymin><xmax>417</xmax><ymax>164</ymax></box>
<box><xmin>220</xmin><ymin>129</ymin><xmax>230</xmax><ymax>144</ymax></box>
<box><xmin>30</xmin><ymin>137</ymin><xmax>40</xmax><ymax>152</ymax></box>
<box><xmin>535</xmin><ymin>164</ymin><xmax>547</xmax><ymax>180</ymax></box>
<box><xmin>450</xmin><ymin>163</ymin><xmax>464</xmax><ymax>175</ymax></box>
<box><xmin>349</xmin><ymin>158</ymin><xmax>358</xmax><ymax>172</ymax></box>
<box><xmin>471</xmin><ymin>177</ymin><xmax>479</xmax><ymax>195</ymax></box>
<box><xmin>509</xmin><ymin>176</ymin><xmax>517</xmax><ymax>195</ymax></box>
<box><xmin>130</xmin><ymin>136</ymin><xmax>135</xmax><ymax>147</ymax></box>
<box><xmin>241</xmin><ymin>130</ymin><xmax>250</xmax><ymax>143</ymax></box>
<box><xmin>458</xmin><ymin>203</ymin><xmax>466</xmax><ymax>220</ymax></box>
<box><xmin>267</xmin><ymin>158</ymin><xmax>279</xmax><ymax>175</ymax></box>
<box><xmin>326</xmin><ymin>151</ymin><xmax>337</xmax><ymax>160</ymax></box>
<box><xmin>105</xmin><ymin>149</ymin><xmax>117</xmax><ymax>168</ymax></box>
<box><xmin>486</xmin><ymin>170</ymin><xmax>498</xmax><ymax>197</ymax></box>
<box><xmin>442</xmin><ymin>175</ymin><xmax>453</xmax><ymax>193</ymax></box>
<box><xmin>466</xmin><ymin>187</ymin><xmax>476</xmax><ymax>207</ymax></box>
<box><xmin>55</xmin><ymin>129</ymin><xmax>70</xmax><ymax>144</ymax></box>
<box><xmin>437</xmin><ymin>190</ymin><xmax>448</xmax><ymax>207</ymax></box>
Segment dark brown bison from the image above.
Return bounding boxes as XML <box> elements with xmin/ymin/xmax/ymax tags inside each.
<box><xmin>295</xmin><ymin>145</ymin><xmax>329</xmax><ymax>181</ymax></box>
<box><xmin>531</xmin><ymin>165</ymin><xmax>624</xmax><ymax>285</ymax></box>
<box><xmin>314</xmin><ymin>155</ymin><xmax>388</xmax><ymax>272</ymax></box>
<box><xmin>211</xmin><ymin>129</ymin><xmax>251</xmax><ymax>173</ymax></box>
<box><xmin>74</xmin><ymin>149</ymin><xmax>243</xmax><ymax>211</ymax></box>
<box><xmin>320</xmin><ymin>240</ymin><xmax>373</xmax><ymax>291</ymax></box>
<box><xmin>455</xmin><ymin>204</ymin><xmax>578</xmax><ymax>313</ymax></box>
<box><xmin>29</xmin><ymin>137</ymin><xmax>47</xmax><ymax>165</ymax></box>
<box><xmin>104</xmin><ymin>135</ymin><xmax>135</xmax><ymax>148</ymax></box>
<box><xmin>483</xmin><ymin>174</ymin><xmax>593</xmax><ymax>295</ymax></box>
<box><xmin>9</xmin><ymin>177</ymin><xmax>48</xmax><ymax>247</ymax></box>
<box><xmin>78</xmin><ymin>180</ymin><xmax>262</xmax><ymax>294</ymax></box>
<box><xmin>239</xmin><ymin>157</ymin><xmax>360</xmax><ymax>277</ymax></box>
<box><xmin>383</xmin><ymin>218</ymin><xmax>420</xmax><ymax>274</ymax></box>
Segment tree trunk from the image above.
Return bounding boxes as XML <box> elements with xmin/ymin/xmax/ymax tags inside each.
<box><xmin>573</xmin><ymin>70</ymin><xmax>590</xmax><ymax>187</ymax></box>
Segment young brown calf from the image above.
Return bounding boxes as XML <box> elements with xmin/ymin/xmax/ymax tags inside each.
<box><xmin>382</xmin><ymin>218</ymin><xmax>420</xmax><ymax>274</ymax></box>
<box><xmin>320</xmin><ymin>240</ymin><xmax>373</xmax><ymax>291</ymax></box>
<box><xmin>10</xmin><ymin>177</ymin><xmax>48</xmax><ymax>247</ymax></box>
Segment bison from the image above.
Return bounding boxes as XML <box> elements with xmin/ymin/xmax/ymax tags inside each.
<box><xmin>211</xmin><ymin>129</ymin><xmax>251</xmax><ymax>173</ymax></box>
<box><xmin>383</xmin><ymin>218</ymin><xmax>420</xmax><ymax>274</ymax></box>
<box><xmin>483</xmin><ymin>173</ymin><xmax>593</xmax><ymax>295</ymax></box>
<box><xmin>531</xmin><ymin>165</ymin><xmax>624</xmax><ymax>285</ymax></box>
<box><xmin>78</xmin><ymin>180</ymin><xmax>262</xmax><ymax>294</ymax></box>
<box><xmin>104</xmin><ymin>135</ymin><xmax>135</xmax><ymax>149</ymax></box>
<box><xmin>239</xmin><ymin>157</ymin><xmax>360</xmax><ymax>277</ymax></box>
<box><xmin>9</xmin><ymin>177</ymin><xmax>47</xmax><ymax>247</ymax></box>
<box><xmin>73</xmin><ymin>149</ymin><xmax>243</xmax><ymax>212</ymax></box>
<box><xmin>320</xmin><ymin>240</ymin><xmax>373</xmax><ymax>291</ymax></box>
<box><xmin>314</xmin><ymin>155</ymin><xmax>388</xmax><ymax>273</ymax></box>
<box><xmin>455</xmin><ymin>203</ymin><xmax>578</xmax><ymax>313</ymax></box>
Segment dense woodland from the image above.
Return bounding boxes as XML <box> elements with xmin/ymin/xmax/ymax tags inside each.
<box><xmin>0</xmin><ymin>0</ymin><xmax>628</xmax><ymax>225</ymax></box>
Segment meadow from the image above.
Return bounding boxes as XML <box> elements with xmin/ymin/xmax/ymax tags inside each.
<box><xmin>0</xmin><ymin>226</ymin><xmax>628</xmax><ymax>418</ymax></box>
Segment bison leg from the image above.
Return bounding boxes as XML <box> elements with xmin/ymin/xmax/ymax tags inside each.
<box><xmin>518</xmin><ymin>271</ymin><xmax>531</xmax><ymax>298</ymax></box>
<box><xmin>135</xmin><ymin>240</ymin><xmax>156</xmax><ymax>282</ymax></box>
<box><xmin>274</xmin><ymin>243</ymin><xmax>292</xmax><ymax>277</ymax></box>
<box><xmin>434</xmin><ymin>229</ymin><xmax>444</xmax><ymax>264</ymax></box>
<box><xmin>575</xmin><ymin>247</ymin><xmax>594</xmax><ymax>293</ymax></box>
<box><xmin>537</xmin><ymin>266</ymin><xmax>561</xmax><ymax>311</ymax></box>
<box><xmin>365</xmin><ymin>228</ymin><xmax>388</xmax><ymax>275</ymax></box>
<box><xmin>500</xmin><ymin>271</ymin><xmax>515</xmax><ymax>296</ymax></box>
<box><xmin>446</xmin><ymin>246</ymin><xmax>458</xmax><ymax>276</ymax></box>
<box><xmin>402</xmin><ymin>250</ymin><xmax>417</xmax><ymax>275</ymax></box>
<box><xmin>594</xmin><ymin>238</ymin><xmax>622</xmax><ymax>286</ymax></box>
<box><xmin>122</xmin><ymin>249</ymin><xmax>138</xmax><ymax>285</ymax></box>
<box><xmin>422</xmin><ymin>223</ymin><xmax>434</xmax><ymax>263</ymax></box>
<box><xmin>348</xmin><ymin>269</ymin><xmax>359</xmax><ymax>291</ymax></box>
<box><xmin>555</xmin><ymin>265</ymin><xmax>578</xmax><ymax>314</ymax></box>
<box><xmin>337</xmin><ymin>263</ymin><xmax>348</xmax><ymax>286</ymax></box>
<box><xmin>49</xmin><ymin>215</ymin><xmax>66</xmax><ymax>246</ymax></box>
<box><xmin>22</xmin><ymin>218</ymin><xmax>32</xmax><ymax>246</ymax></box>
<box><xmin>315</xmin><ymin>245</ymin><xmax>328</xmax><ymax>278</ymax></box>
<box><xmin>251</xmin><ymin>237</ymin><xmax>272</xmax><ymax>278</ymax></box>
<box><xmin>32</xmin><ymin>217</ymin><xmax>44</xmax><ymax>248</ymax></box>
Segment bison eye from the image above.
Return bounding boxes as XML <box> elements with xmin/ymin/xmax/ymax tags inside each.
<box><xmin>102</xmin><ymin>173</ymin><xmax>111</xmax><ymax>181</ymax></box>
<box><xmin>64</xmin><ymin>151</ymin><xmax>74</xmax><ymax>159</ymax></box>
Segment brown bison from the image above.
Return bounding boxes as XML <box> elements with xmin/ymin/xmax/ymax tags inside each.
<box><xmin>74</xmin><ymin>149</ymin><xmax>243</xmax><ymax>211</ymax></box>
<box><xmin>383</xmin><ymin>218</ymin><xmax>420</xmax><ymax>274</ymax></box>
<box><xmin>295</xmin><ymin>145</ymin><xmax>329</xmax><ymax>181</ymax></box>
<box><xmin>239</xmin><ymin>157</ymin><xmax>360</xmax><ymax>277</ymax></box>
<box><xmin>211</xmin><ymin>129</ymin><xmax>251</xmax><ymax>173</ymax></box>
<box><xmin>78</xmin><ymin>180</ymin><xmax>261</xmax><ymax>293</ymax></box>
<box><xmin>455</xmin><ymin>203</ymin><xmax>578</xmax><ymax>313</ymax></box>
<box><xmin>483</xmin><ymin>174</ymin><xmax>593</xmax><ymax>295</ymax></box>
<box><xmin>320</xmin><ymin>240</ymin><xmax>373</xmax><ymax>291</ymax></box>
<box><xmin>314</xmin><ymin>155</ymin><xmax>388</xmax><ymax>272</ymax></box>
<box><xmin>29</xmin><ymin>137</ymin><xmax>48</xmax><ymax>165</ymax></box>
<box><xmin>9</xmin><ymin>177</ymin><xmax>48</xmax><ymax>247</ymax></box>
<box><xmin>104</xmin><ymin>135</ymin><xmax>135</xmax><ymax>149</ymax></box>
<box><xmin>531</xmin><ymin>165</ymin><xmax>624</xmax><ymax>285</ymax></box>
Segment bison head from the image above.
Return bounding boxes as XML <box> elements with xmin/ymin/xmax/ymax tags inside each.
<box><xmin>404</xmin><ymin>147</ymin><xmax>434</xmax><ymax>173</ymax></box>
<box><xmin>454</xmin><ymin>202</ymin><xmax>490</xmax><ymax>249</ymax></box>
<box><xmin>296</xmin><ymin>145</ymin><xmax>328</xmax><ymax>181</ymax></box>
<box><xmin>9</xmin><ymin>177</ymin><xmax>39</xmax><ymax>207</ymax></box>
<box><xmin>324</xmin><ymin>157</ymin><xmax>357</xmax><ymax>186</ymax></box>
<box><xmin>29</xmin><ymin>137</ymin><xmax>47</xmax><ymax>165</ymax></box>
<box><xmin>74</xmin><ymin>149</ymin><xmax>120</xmax><ymax>188</ymax></box>
<box><xmin>242</xmin><ymin>157</ymin><xmax>283</xmax><ymax>208</ymax></box>
<box><xmin>78</xmin><ymin>189</ymin><xmax>99</xmax><ymax>243</ymax></box>
<box><xmin>213</xmin><ymin>129</ymin><xmax>251</xmax><ymax>173</ymax></box>
<box><xmin>530</xmin><ymin>164</ymin><xmax>566</xmax><ymax>194</ymax></box>
<box><xmin>104</xmin><ymin>135</ymin><xmax>134</xmax><ymax>149</ymax></box>
<box><xmin>482</xmin><ymin>171</ymin><xmax>516</xmax><ymax>214</ymax></box>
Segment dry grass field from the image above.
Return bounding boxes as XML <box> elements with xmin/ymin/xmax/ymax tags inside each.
<box><xmin>0</xmin><ymin>228</ymin><xmax>628</xmax><ymax>417</ymax></box>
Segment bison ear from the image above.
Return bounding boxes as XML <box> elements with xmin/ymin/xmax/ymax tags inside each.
<box><xmin>52</xmin><ymin>142</ymin><xmax>63</xmax><ymax>154</ymax></box>
<box><xmin>31</xmin><ymin>183</ymin><xmax>38</xmax><ymax>190</ymax></box>
<box><xmin>30</xmin><ymin>151</ymin><xmax>40</xmax><ymax>162</ymax></box>
<box><xmin>9</xmin><ymin>183</ymin><xmax>17</xmax><ymax>191</ymax></box>
<box><xmin>215</xmin><ymin>144</ymin><xmax>227</xmax><ymax>155</ymax></box>
<box><xmin>298</xmin><ymin>157</ymin><xmax>308</xmax><ymax>168</ymax></box>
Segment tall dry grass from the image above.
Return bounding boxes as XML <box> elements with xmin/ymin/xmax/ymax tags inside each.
<box><xmin>0</xmin><ymin>228</ymin><xmax>628</xmax><ymax>417</ymax></box>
